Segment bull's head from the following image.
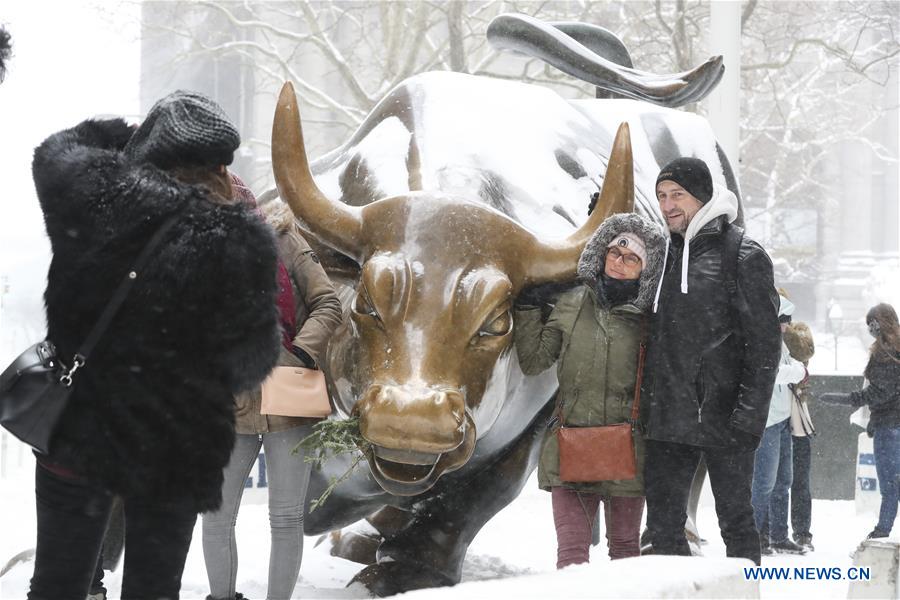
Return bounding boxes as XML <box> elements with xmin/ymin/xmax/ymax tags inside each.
<box><xmin>273</xmin><ymin>82</ymin><xmax>633</xmax><ymax>495</ymax></box>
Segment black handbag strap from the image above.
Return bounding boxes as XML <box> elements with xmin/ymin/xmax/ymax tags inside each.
<box><xmin>62</xmin><ymin>212</ymin><xmax>182</xmax><ymax>383</ymax></box>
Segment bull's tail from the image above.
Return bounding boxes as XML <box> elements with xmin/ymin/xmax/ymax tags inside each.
<box><xmin>486</xmin><ymin>13</ymin><xmax>723</xmax><ymax>108</ymax></box>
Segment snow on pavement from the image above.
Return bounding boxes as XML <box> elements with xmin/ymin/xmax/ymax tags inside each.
<box><xmin>1</xmin><ymin>452</ymin><xmax>896</xmax><ymax>599</ymax></box>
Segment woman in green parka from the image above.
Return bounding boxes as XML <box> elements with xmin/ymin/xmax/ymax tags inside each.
<box><xmin>515</xmin><ymin>212</ymin><xmax>666</xmax><ymax>567</ymax></box>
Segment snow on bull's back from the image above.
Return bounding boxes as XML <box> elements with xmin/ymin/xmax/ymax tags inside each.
<box><xmin>572</xmin><ymin>98</ymin><xmax>728</xmax><ymax>215</ymax></box>
<box><xmin>311</xmin><ymin>71</ymin><xmax>684</xmax><ymax>240</ymax></box>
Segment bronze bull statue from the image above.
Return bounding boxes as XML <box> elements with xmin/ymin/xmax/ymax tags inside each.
<box><xmin>271</xmin><ymin>15</ymin><xmax>739</xmax><ymax>595</ymax></box>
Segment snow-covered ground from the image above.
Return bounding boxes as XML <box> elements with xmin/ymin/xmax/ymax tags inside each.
<box><xmin>1</xmin><ymin>447</ymin><xmax>896</xmax><ymax>600</ymax></box>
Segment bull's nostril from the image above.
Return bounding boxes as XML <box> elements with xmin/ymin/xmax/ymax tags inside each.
<box><xmin>358</xmin><ymin>384</ymin><xmax>469</xmax><ymax>453</ymax></box>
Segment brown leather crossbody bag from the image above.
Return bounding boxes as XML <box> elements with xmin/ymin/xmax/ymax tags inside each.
<box><xmin>557</xmin><ymin>320</ymin><xmax>646</xmax><ymax>483</ymax></box>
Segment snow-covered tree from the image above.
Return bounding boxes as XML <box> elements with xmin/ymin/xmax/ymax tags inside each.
<box><xmin>138</xmin><ymin>1</ymin><xmax>898</xmax><ymax>287</ymax></box>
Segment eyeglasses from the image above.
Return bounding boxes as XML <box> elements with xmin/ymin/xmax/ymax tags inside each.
<box><xmin>606</xmin><ymin>246</ymin><xmax>642</xmax><ymax>267</ymax></box>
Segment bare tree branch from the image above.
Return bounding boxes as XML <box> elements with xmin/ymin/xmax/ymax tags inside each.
<box><xmin>298</xmin><ymin>0</ymin><xmax>374</xmax><ymax>106</ymax></box>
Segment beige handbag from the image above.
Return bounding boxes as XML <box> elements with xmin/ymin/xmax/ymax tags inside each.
<box><xmin>789</xmin><ymin>384</ymin><xmax>816</xmax><ymax>437</ymax></box>
<box><xmin>260</xmin><ymin>366</ymin><xmax>331</xmax><ymax>418</ymax></box>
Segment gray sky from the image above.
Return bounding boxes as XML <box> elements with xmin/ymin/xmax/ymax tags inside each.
<box><xmin>0</xmin><ymin>1</ymin><xmax>141</xmax><ymax>361</ymax></box>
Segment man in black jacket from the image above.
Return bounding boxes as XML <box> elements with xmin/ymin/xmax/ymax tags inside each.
<box><xmin>642</xmin><ymin>157</ymin><xmax>781</xmax><ymax>566</ymax></box>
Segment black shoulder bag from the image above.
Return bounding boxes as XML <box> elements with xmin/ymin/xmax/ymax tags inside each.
<box><xmin>0</xmin><ymin>214</ymin><xmax>181</xmax><ymax>454</ymax></box>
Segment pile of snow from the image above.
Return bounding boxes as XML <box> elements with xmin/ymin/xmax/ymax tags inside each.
<box><xmin>397</xmin><ymin>556</ymin><xmax>757</xmax><ymax>599</ymax></box>
<box><xmin>2</xmin><ymin>448</ymin><xmax>897</xmax><ymax>600</ymax></box>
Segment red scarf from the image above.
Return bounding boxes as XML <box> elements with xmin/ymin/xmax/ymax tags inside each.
<box><xmin>231</xmin><ymin>173</ymin><xmax>297</xmax><ymax>351</ymax></box>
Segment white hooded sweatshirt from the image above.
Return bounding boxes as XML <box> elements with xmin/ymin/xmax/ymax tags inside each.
<box><xmin>766</xmin><ymin>296</ymin><xmax>808</xmax><ymax>428</ymax></box>
<box><xmin>678</xmin><ymin>183</ymin><xmax>740</xmax><ymax>294</ymax></box>
<box><xmin>652</xmin><ymin>183</ymin><xmax>740</xmax><ymax>311</ymax></box>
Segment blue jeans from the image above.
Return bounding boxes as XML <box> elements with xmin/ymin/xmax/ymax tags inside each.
<box><xmin>751</xmin><ymin>419</ymin><xmax>793</xmax><ymax>542</ymax></box>
<box><xmin>874</xmin><ymin>426</ymin><xmax>900</xmax><ymax>534</ymax></box>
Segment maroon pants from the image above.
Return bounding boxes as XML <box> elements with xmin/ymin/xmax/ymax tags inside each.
<box><xmin>551</xmin><ymin>487</ymin><xmax>645</xmax><ymax>568</ymax></box>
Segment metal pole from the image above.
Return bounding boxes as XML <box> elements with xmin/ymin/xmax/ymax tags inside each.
<box><xmin>707</xmin><ymin>1</ymin><xmax>742</xmax><ymax>175</ymax></box>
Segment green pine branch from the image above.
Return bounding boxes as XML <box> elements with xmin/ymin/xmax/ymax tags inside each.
<box><xmin>292</xmin><ymin>416</ymin><xmax>371</xmax><ymax>512</ymax></box>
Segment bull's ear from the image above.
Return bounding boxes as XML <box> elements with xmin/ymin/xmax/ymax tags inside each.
<box><xmin>523</xmin><ymin>122</ymin><xmax>633</xmax><ymax>285</ymax></box>
<box><xmin>300</xmin><ymin>229</ymin><xmax>362</xmax><ymax>287</ymax></box>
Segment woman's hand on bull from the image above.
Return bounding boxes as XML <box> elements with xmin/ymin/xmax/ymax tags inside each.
<box><xmin>515</xmin><ymin>282</ymin><xmax>575</xmax><ymax>309</ymax></box>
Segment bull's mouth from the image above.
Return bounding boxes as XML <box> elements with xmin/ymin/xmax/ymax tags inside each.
<box><xmin>365</xmin><ymin>414</ymin><xmax>477</xmax><ymax>496</ymax></box>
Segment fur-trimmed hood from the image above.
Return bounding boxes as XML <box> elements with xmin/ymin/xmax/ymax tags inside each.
<box><xmin>784</xmin><ymin>321</ymin><xmax>815</xmax><ymax>364</ymax></box>
<box><xmin>576</xmin><ymin>213</ymin><xmax>668</xmax><ymax>311</ymax></box>
<box><xmin>261</xmin><ymin>198</ymin><xmax>297</xmax><ymax>234</ymax></box>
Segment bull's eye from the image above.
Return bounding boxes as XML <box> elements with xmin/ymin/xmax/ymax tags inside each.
<box><xmin>353</xmin><ymin>290</ymin><xmax>381</xmax><ymax>322</ymax></box>
<box><xmin>478</xmin><ymin>310</ymin><xmax>511</xmax><ymax>338</ymax></box>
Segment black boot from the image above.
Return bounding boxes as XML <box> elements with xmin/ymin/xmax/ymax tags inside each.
<box><xmin>793</xmin><ymin>533</ymin><xmax>814</xmax><ymax>552</ymax></box>
<box><xmin>770</xmin><ymin>538</ymin><xmax>808</xmax><ymax>555</ymax></box>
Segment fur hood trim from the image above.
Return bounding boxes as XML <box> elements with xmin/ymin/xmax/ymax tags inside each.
<box><xmin>783</xmin><ymin>321</ymin><xmax>815</xmax><ymax>364</ymax></box>
<box><xmin>577</xmin><ymin>213</ymin><xmax>668</xmax><ymax>312</ymax></box>
<box><xmin>261</xmin><ymin>199</ymin><xmax>297</xmax><ymax>234</ymax></box>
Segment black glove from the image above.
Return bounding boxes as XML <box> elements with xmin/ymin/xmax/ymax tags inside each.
<box><xmin>291</xmin><ymin>345</ymin><xmax>316</xmax><ymax>369</ymax></box>
<box><xmin>515</xmin><ymin>281</ymin><xmax>578</xmax><ymax>309</ymax></box>
<box><xmin>515</xmin><ymin>286</ymin><xmax>545</xmax><ymax>308</ymax></box>
<box><xmin>587</xmin><ymin>191</ymin><xmax>600</xmax><ymax>216</ymax></box>
<box><xmin>818</xmin><ymin>392</ymin><xmax>852</xmax><ymax>406</ymax></box>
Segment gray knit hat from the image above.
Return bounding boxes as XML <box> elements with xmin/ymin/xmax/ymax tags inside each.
<box><xmin>124</xmin><ymin>90</ymin><xmax>240</xmax><ymax>170</ymax></box>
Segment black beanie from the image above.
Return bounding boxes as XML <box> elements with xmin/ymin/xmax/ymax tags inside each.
<box><xmin>656</xmin><ymin>157</ymin><xmax>714</xmax><ymax>204</ymax></box>
<box><xmin>124</xmin><ymin>90</ymin><xmax>240</xmax><ymax>170</ymax></box>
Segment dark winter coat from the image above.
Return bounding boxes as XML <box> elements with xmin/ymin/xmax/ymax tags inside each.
<box><xmin>32</xmin><ymin>118</ymin><xmax>281</xmax><ymax>512</ymax></box>
<box><xmin>515</xmin><ymin>213</ymin><xmax>666</xmax><ymax>495</ymax></box>
<box><xmin>641</xmin><ymin>187</ymin><xmax>781</xmax><ymax>447</ymax></box>
<box><xmin>851</xmin><ymin>352</ymin><xmax>900</xmax><ymax>434</ymax></box>
<box><xmin>234</xmin><ymin>202</ymin><xmax>343</xmax><ymax>435</ymax></box>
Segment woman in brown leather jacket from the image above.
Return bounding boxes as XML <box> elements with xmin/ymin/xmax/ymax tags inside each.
<box><xmin>202</xmin><ymin>197</ymin><xmax>342</xmax><ymax>600</ymax></box>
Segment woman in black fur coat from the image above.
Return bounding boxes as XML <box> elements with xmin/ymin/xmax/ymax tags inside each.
<box><xmin>28</xmin><ymin>91</ymin><xmax>281</xmax><ymax>600</ymax></box>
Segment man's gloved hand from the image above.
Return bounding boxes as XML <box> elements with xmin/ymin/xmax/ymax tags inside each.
<box><xmin>729</xmin><ymin>426</ymin><xmax>761</xmax><ymax>452</ymax></box>
<box><xmin>587</xmin><ymin>191</ymin><xmax>600</xmax><ymax>216</ymax></box>
<box><xmin>291</xmin><ymin>345</ymin><xmax>316</xmax><ymax>369</ymax></box>
<box><xmin>819</xmin><ymin>392</ymin><xmax>852</xmax><ymax>405</ymax></box>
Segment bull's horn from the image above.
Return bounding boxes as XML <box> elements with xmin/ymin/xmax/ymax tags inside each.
<box><xmin>272</xmin><ymin>82</ymin><xmax>365</xmax><ymax>261</ymax></box>
<box><xmin>487</xmin><ymin>13</ymin><xmax>723</xmax><ymax>107</ymax></box>
<box><xmin>525</xmin><ymin>122</ymin><xmax>633</xmax><ymax>285</ymax></box>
